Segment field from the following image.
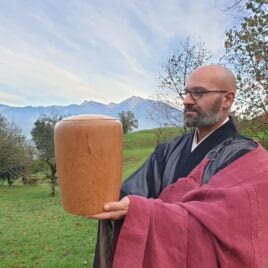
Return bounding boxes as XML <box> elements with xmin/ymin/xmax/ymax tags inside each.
<box><xmin>0</xmin><ymin>185</ymin><xmax>96</xmax><ymax>268</ymax></box>
<box><xmin>0</xmin><ymin>128</ymin><xmax>181</xmax><ymax>268</ymax></box>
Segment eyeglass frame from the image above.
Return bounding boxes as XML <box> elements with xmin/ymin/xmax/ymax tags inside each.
<box><xmin>182</xmin><ymin>87</ymin><xmax>228</xmax><ymax>100</ymax></box>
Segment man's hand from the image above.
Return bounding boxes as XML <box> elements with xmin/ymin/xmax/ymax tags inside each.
<box><xmin>87</xmin><ymin>196</ymin><xmax>129</xmax><ymax>220</ymax></box>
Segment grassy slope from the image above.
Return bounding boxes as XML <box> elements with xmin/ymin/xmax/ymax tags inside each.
<box><xmin>123</xmin><ymin>127</ymin><xmax>182</xmax><ymax>178</ymax></box>
<box><xmin>0</xmin><ymin>127</ymin><xmax>181</xmax><ymax>268</ymax></box>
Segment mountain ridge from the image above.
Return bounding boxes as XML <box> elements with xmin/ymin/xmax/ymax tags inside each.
<box><xmin>0</xmin><ymin>96</ymin><xmax>183</xmax><ymax>139</ymax></box>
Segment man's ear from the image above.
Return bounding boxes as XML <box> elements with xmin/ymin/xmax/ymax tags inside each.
<box><xmin>223</xmin><ymin>91</ymin><xmax>235</xmax><ymax>110</ymax></box>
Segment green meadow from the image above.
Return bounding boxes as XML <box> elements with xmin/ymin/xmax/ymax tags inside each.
<box><xmin>0</xmin><ymin>128</ymin><xmax>181</xmax><ymax>268</ymax></box>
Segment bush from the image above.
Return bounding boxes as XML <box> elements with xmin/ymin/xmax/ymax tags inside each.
<box><xmin>259</xmin><ymin>139</ymin><xmax>268</xmax><ymax>151</ymax></box>
<box><xmin>31</xmin><ymin>160</ymin><xmax>49</xmax><ymax>174</ymax></box>
<box><xmin>22</xmin><ymin>175</ymin><xmax>39</xmax><ymax>185</ymax></box>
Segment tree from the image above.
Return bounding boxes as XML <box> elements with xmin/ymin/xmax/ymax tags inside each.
<box><xmin>154</xmin><ymin>127</ymin><xmax>168</xmax><ymax>145</ymax></box>
<box><xmin>224</xmin><ymin>0</ymin><xmax>268</xmax><ymax>140</ymax></box>
<box><xmin>151</xmin><ymin>37</ymin><xmax>212</xmax><ymax>127</ymax></box>
<box><xmin>31</xmin><ymin>114</ymin><xmax>62</xmax><ymax>195</ymax></box>
<box><xmin>224</xmin><ymin>0</ymin><xmax>248</xmax><ymax>14</ymax></box>
<box><xmin>118</xmin><ymin>111</ymin><xmax>138</xmax><ymax>134</ymax></box>
<box><xmin>0</xmin><ymin>114</ymin><xmax>33</xmax><ymax>185</ymax></box>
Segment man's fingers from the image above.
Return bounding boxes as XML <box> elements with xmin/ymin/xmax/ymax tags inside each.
<box><xmin>104</xmin><ymin>196</ymin><xmax>129</xmax><ymax>211</ymax></box>
<box><xmin>88</xmin><ymin>210</ymin><xmax>127</xmax><ymax>220</ymax></box>
<box><xmin>85</xmin><ymin>197</ymin><xmax>130</xmax><ymax>220</ymax></box>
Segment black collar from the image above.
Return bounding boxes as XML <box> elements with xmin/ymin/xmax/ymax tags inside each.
<box><xmin>174</xmin><ymin>117</ymin><xmax>238</xmax><ymax>180</ymax></box>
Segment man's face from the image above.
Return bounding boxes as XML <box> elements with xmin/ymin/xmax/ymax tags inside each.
<box><xmin>184</xmin><ymin>95</ymin><xmax>222</xmax><ymax>128</ymax></box>
<box><xmin>183</xmin><ymin>69</ymin><xmax>226</xmax><ymax>129</ymax></box>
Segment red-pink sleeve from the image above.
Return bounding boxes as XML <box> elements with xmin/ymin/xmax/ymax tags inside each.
<box><xmin>112</xmin><ymin>195</ymin><xmax>188</xmax><ymax>268</ymax></box>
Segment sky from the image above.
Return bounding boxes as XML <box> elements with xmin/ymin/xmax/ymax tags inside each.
<box><xmin>0</xmin><ymin>0</ymin><xmax>236</xmax><ymax>107</ymax></box>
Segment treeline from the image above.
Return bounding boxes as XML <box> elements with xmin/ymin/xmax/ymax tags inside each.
<box><xmin>0</xmin><ymin>111</ymin><xmax>267</xmax><ymax>193</ymax></box>
<box><xmin>0</xmin><ymin>114</ymin><xmax>59</xmax><ymax>195</ymax></box>
<box><xmin>0</xmin><ymin>115</ymin><xmax>32</xmax><ymax>185</ymax></box>
<box><xmin>0</xmin><ymin>111</ymin><xmax>139</xmax><ymax>195</ymax></box>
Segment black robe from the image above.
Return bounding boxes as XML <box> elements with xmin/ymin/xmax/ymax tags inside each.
<box><xmin>93</xmin><ymin>118</ymin><xmax>257</xmax><ymax>267</ymax></box>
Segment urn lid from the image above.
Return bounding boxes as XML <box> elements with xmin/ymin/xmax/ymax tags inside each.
<box><xmin>62</xmin><ymin>114</ymin><xmax>116</xmax><ymax>121</ymax></box>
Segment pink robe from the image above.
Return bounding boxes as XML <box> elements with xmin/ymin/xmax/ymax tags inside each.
<box><xmin>112</xmin><ymin>145</ymin><xmax>268</xmax><ymax>267</ymax></box>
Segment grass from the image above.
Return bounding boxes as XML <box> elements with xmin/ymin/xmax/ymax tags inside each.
<box><xmin>0</xmin><ymin>127</ymin><xmax>181</xmax><ymax>268</ymax></box>
<box><xmin>0</xmin><ymin>184</ymin><xmax>97</xmax><ymax>268</ymax></box>
<box><xmin>122</xmin><ymin>127</ymin><xmax>182</xmax><ymax>178</ymax></box>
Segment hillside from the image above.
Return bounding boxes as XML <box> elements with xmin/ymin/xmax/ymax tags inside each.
<box><xmin>123</xmin><ymin>127</ymin><xmax>183</xmax><ymax>178</ymax></box>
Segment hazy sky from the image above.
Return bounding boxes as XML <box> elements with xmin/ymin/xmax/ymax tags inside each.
<box><xmin>0</xmin><ymin>0</ymin><xmax>235</xmax><ymax>107</ymax></box>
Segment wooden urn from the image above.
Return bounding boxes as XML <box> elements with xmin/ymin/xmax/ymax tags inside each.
<box><xmin>54</xmin><ymin>114</ymin><xmax>123</xmax><ymax>216</ymax></box>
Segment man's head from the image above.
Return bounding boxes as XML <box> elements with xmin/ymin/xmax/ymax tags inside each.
<box><xmin>183</xmin><ymin>65</ymin><xmax>236</xmax><ymax>130</ymax></box>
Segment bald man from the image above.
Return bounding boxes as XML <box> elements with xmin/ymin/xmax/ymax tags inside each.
<box><xmin>92</xmin><ymin>65</ymin><xmax>268</xmax><ymax>267</ymax></box>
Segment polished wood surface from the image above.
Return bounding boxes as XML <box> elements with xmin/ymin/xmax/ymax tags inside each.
<box><xmin>54</xmin><ymin>114</ymin><xmax>123</xmax><ymax>216</ymax></box>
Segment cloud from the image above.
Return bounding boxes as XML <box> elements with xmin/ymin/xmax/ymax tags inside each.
<box><xmin>0</xmin><ymin>48</ymin><xmax>99</xmax><ymax>105</ymax></box>
<box><xmin>0</xmin><ymin>90</ymin><xmax>27</xmax><ymax>107</ymax></box>
<box><xmin>129</xmin><ymin>0</ymin><xmax>232</xmax><ymax>55</ymax></box>
<box><xmin>0</xmin><ymin>0</ymin><xmax>235</xmax><ymax>106</ymax></box>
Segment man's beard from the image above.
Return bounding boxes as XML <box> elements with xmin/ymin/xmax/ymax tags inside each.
<box><xmin>184</xmin><ymin>97</ymin><xmax>222</xmax><ymax>128</ymax></box>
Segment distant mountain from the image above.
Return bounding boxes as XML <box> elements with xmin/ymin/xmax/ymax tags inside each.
<box><xmin>0</xmin><ymin>96</ymin><xmax>183</xmax><ymax>139</ymax></box>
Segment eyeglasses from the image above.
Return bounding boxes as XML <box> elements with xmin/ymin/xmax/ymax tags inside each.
<box><xmin>182</xmin><ymin>88</ymin><xmax>228</xmax><ymax>100</ymax></box>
